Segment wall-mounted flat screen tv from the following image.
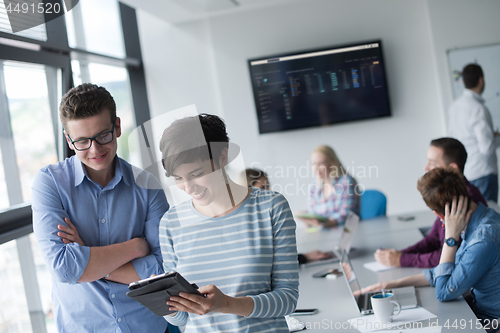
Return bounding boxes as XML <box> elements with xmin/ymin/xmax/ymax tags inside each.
<box><xmin>248</xmin><ymin>40</ymin><xmax>391</xmax><ymax>134</ymax></box>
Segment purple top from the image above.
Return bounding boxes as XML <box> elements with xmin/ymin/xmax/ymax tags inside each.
<box><xmin>399</xmin><ymin>177</ymin><xmax>487</xmax><ymax>268</ymax></box>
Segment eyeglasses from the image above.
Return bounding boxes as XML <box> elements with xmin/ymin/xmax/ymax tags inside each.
<box><xmin>66</xmin><ymin>122</ymin><xmax>115</xmax><ymax>151</ymax></box>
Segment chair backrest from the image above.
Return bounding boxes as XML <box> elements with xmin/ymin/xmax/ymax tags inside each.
<box><xmin>360</xmin><ymin>189</ymin><xmax>387</xmax><ymax>220</ymax></box>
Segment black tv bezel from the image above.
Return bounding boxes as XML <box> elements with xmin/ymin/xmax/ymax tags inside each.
<box><xmin>247</xmin><ymin>39</ymin><xmax>392</xmax><ymax>134</ymax></box>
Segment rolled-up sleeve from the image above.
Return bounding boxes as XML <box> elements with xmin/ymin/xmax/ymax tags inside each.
<box><xmin>422</xmin><ymin>267</ymin><xmax>435</xmax><ymax>287</ymax></box>
<box><xmin>131</xmin><ymin>189</ymin><xmax>169</xmax><ymax>280</ymax></box>
<box><xmin>473</xmin><ymin>107</ymin><xmax>497</xmax><ymax>156</ymax></box>
<box><xmin>31</xmin><ymin>170</ymin><xmax>90</xmax><ymax>284</ymax></box>
<box><xmin>247</xmin><ymin>195</ymin><xmax>299</xmax><ymax>318</ymax></box>
<box><xmin>131</xmin><ymin>255</ymin><xmax>163</xmax><ymax>280</ymax></box>
<box><xmin>424</xmin><ymin>237</ymin><xmax>497</xmax><ymax>302</ymax></box>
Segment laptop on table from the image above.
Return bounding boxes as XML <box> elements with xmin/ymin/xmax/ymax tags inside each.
<box><xmin>306</xmin><ymin>211</ymin><xmax>359</xmax><ymax>264</ymax></box>
<box><xmin>339</xmin><ymin>250</ymin><xmax>418</xmax><ymax>315</ymax></box>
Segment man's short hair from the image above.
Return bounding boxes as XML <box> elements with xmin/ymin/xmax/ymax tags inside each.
<box><xmin>59</xmin><ymin>83</ymin><xmax>116</xmax><ymax>128</ymax></box>
<box><xmin>245</xmin><ymin>168</ymin><xmax>268</xmax><ymax>187</ymax></box>
<box><xmin>160</xmin><ymin>114</ymin><xmax>229</xmax><ymax>177</ymax></box>
<box><xmin>462</xmin><ymin>64</ymin><xmax>483</xmax><ymax>89</ymax></box>
<box><xmin>430</xmin><ymin>137</ymin><xmax>468</xmax><ymax>173</ymax></box>
<box><xmin>417</xmin><ymin>167</ymin><xmax>471</xmax><ymax>216</ymax></box>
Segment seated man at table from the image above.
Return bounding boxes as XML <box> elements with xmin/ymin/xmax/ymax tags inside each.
<box><xmin>375</xmin><ymin>138</ymin><xmax>486</xmax><ymax>268</ymax></box>
<box><xmin>364</xmin><ymin>167</ymin><xmax>500</xmax><ymax>329</ymax></box>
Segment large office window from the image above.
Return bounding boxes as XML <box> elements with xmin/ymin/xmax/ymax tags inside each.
<box><xmin>65</xmin><ymin>0</ymin><xmax>126</xmax><ymax>58</ymax></box>
<box><xmin>0</xmin><ymin>57</ymin><xmax>66</xmax><ymax>333</ymax></box>
<box><xmin>29</xmin><ymin>233</ymin><xmax>56</xmax><ymax>333</ymax></box>
<box><xmin>0</xmin><ymin>148</ymin><xmax>7</xmax><ymax>210</ymax></box>
<box><xmin>3</xmin><ymin>61</ymin><xmax>59</xmax><ymax>204</ymax></box>
<box><xmin>0</xmin><ymin>0</ymin><xmax>47</xmax><ymax>41</ymax></box>
<box><xmin>0</xmin><ymin>239</ymin><xmax>32</xmax><ymax>333</ymax></box>
<box><xmin>0</xmin><ymin>1</ymin><xmax>153</xmax><ymax>332</ymax></box>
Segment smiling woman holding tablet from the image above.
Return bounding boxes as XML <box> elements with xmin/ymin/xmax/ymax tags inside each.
<box><xmin>157</xmin><ymin>114</ymin><xmax>299</xmax><ymax>332</ymax></box>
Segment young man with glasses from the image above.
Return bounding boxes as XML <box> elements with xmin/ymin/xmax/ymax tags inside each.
<box><xmin>31</xmin><ymin>83</ymin><xmax>170</xmax><ymax>332</ymax></box>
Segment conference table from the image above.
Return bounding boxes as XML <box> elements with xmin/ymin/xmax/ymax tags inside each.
<box><xmin>294</xmin><ymin>209</ymin><xmax>487</xmax><ymax>332</ymax></box>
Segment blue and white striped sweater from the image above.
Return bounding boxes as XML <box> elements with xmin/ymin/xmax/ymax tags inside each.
<box><xmin>160</xmin><ymin>188</ymin><xmax>299</xmax><ymax>332</ymax></box>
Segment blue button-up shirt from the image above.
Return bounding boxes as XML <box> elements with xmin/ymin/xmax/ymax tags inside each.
<box><xmin>423</xmin><ymin>203</ymin><xmax>500</xmax><ymax>320</ymax></box>
<box><xmin>32</xmin><ymin>156</ymin><xmax>169</xmax><ymax>333</ymax></box>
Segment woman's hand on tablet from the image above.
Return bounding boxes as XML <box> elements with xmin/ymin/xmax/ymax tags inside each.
<box><xmin>167</xmin><ymin>284</ymin><xmax>254</xmax><ymax>317</ymax></box>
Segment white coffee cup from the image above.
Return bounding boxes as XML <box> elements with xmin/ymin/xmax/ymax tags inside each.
<box><xmin>370</xmin><ymin>292</ymin><xmax>401</xmax><ymax>324</ymax></box>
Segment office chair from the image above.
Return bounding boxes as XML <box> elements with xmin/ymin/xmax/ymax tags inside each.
<box><xmin>360</xmin><ymin>189</ymin><xmax>387</xmax><ymax>220</ymax></box>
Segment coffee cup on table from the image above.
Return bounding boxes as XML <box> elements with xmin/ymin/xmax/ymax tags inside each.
<box><xmin>370</xmin><ymin>292</ymin><xmax>401</xmax><ymax>324</ymax></box>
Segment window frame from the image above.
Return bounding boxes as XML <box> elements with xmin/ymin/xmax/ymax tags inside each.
<box><xmin>0</xmin><ymin>2</ymin><xmax>155</xmax><ymax>333</ymax></box>
<box><xmin>0</xmin><ymin>0</ymin><xmax>155</xmax><ymax>243</ymax></box>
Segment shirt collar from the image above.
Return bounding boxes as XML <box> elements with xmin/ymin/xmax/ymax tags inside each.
<box><xmin>74</xmin><ymin>156</ymin><xmax>86</xmax><ymax>186</ymax></box>
<box><xmin>116</xmin><ymin>158</ymin><xmax>130</xmax><ymax>186</ymax></box>
<box><xmin>73</xmin><ymin>156</ymin><xmax>129</xmax><ymax>188</ymax></box>
<box><xmin>463</xmin><ymin>202</ymin><xmax>487</xmax><ymax>242</ymax></box>
<box><xmin>464</xmin><ymin>88</ymin><xmax>485</xmax><ymax>104</ymax></box>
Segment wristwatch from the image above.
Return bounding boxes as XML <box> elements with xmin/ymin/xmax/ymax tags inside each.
<box><xmin>445</xmin><ymin>237</ymin><xmax>458</xmax><ymax>247</ymax></box>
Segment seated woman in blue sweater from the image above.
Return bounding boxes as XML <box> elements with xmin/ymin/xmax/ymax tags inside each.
<box><xmin>158</xmin><ymin>114</ymin><xmax>299</xmax><ymax>332</ymax></box>
<box><xmin>363</xmin><ymin>167</ymin><xmax>500</xmax><ymax>331</ymax></box>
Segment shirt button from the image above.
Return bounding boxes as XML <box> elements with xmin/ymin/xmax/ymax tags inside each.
<box><xmin>111</xmin><ymin>294</ymin><xmax>115</xmax><ymax>298</ymax></box>
<box><xmin>101</xmin><ymin>219</ymin><xmax>105</xmax><ymax>223</ymax></box>
<box><xmin>118</xmin><ymin>318</ymin><xmax>121</xmax><ymax>322</ymax></box>
<box><xmin>449</xmin><ymin>288</ymin><xmax>454</xmax><ymax>292</ymax></box>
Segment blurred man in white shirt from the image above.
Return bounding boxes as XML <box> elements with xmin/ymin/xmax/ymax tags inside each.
<box><xmin>448</xmin><ymin>63</ymin><xmax>500</xmax><ymax>202</ymax></box>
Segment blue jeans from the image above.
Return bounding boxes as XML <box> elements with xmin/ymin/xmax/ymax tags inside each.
<box><xmin>470</xmin><ymin>174</ymin><xmax>499</xmax><ymax>203</ymax></box>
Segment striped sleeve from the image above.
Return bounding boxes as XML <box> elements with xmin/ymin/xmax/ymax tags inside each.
<box><xmin>159</xmin><ymin>207</ymin><xmax>189</xmax><ymax>327</ymax></box>
<box><xmin>247</xmin><ymin>194</ymin><xmax>299</xmax><ymax>318</ymax></box>
<box><xmin>159</xmin><ymin>209</ymin><xmax>179</xmax><ymax>273</ymax></box>
<box><xmin>163</xmin><ymin>311</ymin><xmax>188</xmax><ymax>327</ymax></box>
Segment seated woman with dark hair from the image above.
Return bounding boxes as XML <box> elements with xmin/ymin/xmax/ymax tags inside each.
<box><xmin>244</xmin><ymin>168</ymin><xmax>270</xmax><ymax>190</ymax></box>
<box><xmin>363</xmin><ymin>167</ymin><xmax>500</xmax><ymax>329</ymax></box>
<box><xmin>158</xmin><ymin>115</ymin><xmax>299</xmax><ymax>332</ymax></box>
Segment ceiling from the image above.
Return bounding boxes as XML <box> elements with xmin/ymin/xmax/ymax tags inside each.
<box><xmin>120</xmin><ymin>0</ymin><xmax>304</xmax><ymax>24</ymax></box>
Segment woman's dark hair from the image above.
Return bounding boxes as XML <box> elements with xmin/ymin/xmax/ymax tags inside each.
<box><xmin>59</xmin><ymin>83</ymin><xmax>116</xmax><ymax>128</ymax></box>
<box><xmin>245</xmin><ymin>168</ymin><xmax>268</xmax><ymax>187</ymax></box>
<box><xmin>160</xmin><ymin>114</ymin><xmax>229</xmax><ymax>177</ymax></box>
<box><xmin>417</xmin><ymin>167</ymin><xmax>471</xmax><ymax>215</ymax></box>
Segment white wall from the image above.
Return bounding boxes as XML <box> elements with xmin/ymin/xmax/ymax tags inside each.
<box><xmin>137</xmin><ymin>0</ymin><xmax>448</xmax><ymax>215</ymax></box>
<box><xmin>208</xmin><ymin>0</ymin><xmax>443</xmax><ymax>214</ymax></box>
<box><xmin>137</xmin><ymin>11</ymin><xmax>222</xmax><ymax>118</ymax></box>
<box><xmin>427</xmin><ymin>0</ymin><xmax>500</xmax><ymax>112</ymax></box>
